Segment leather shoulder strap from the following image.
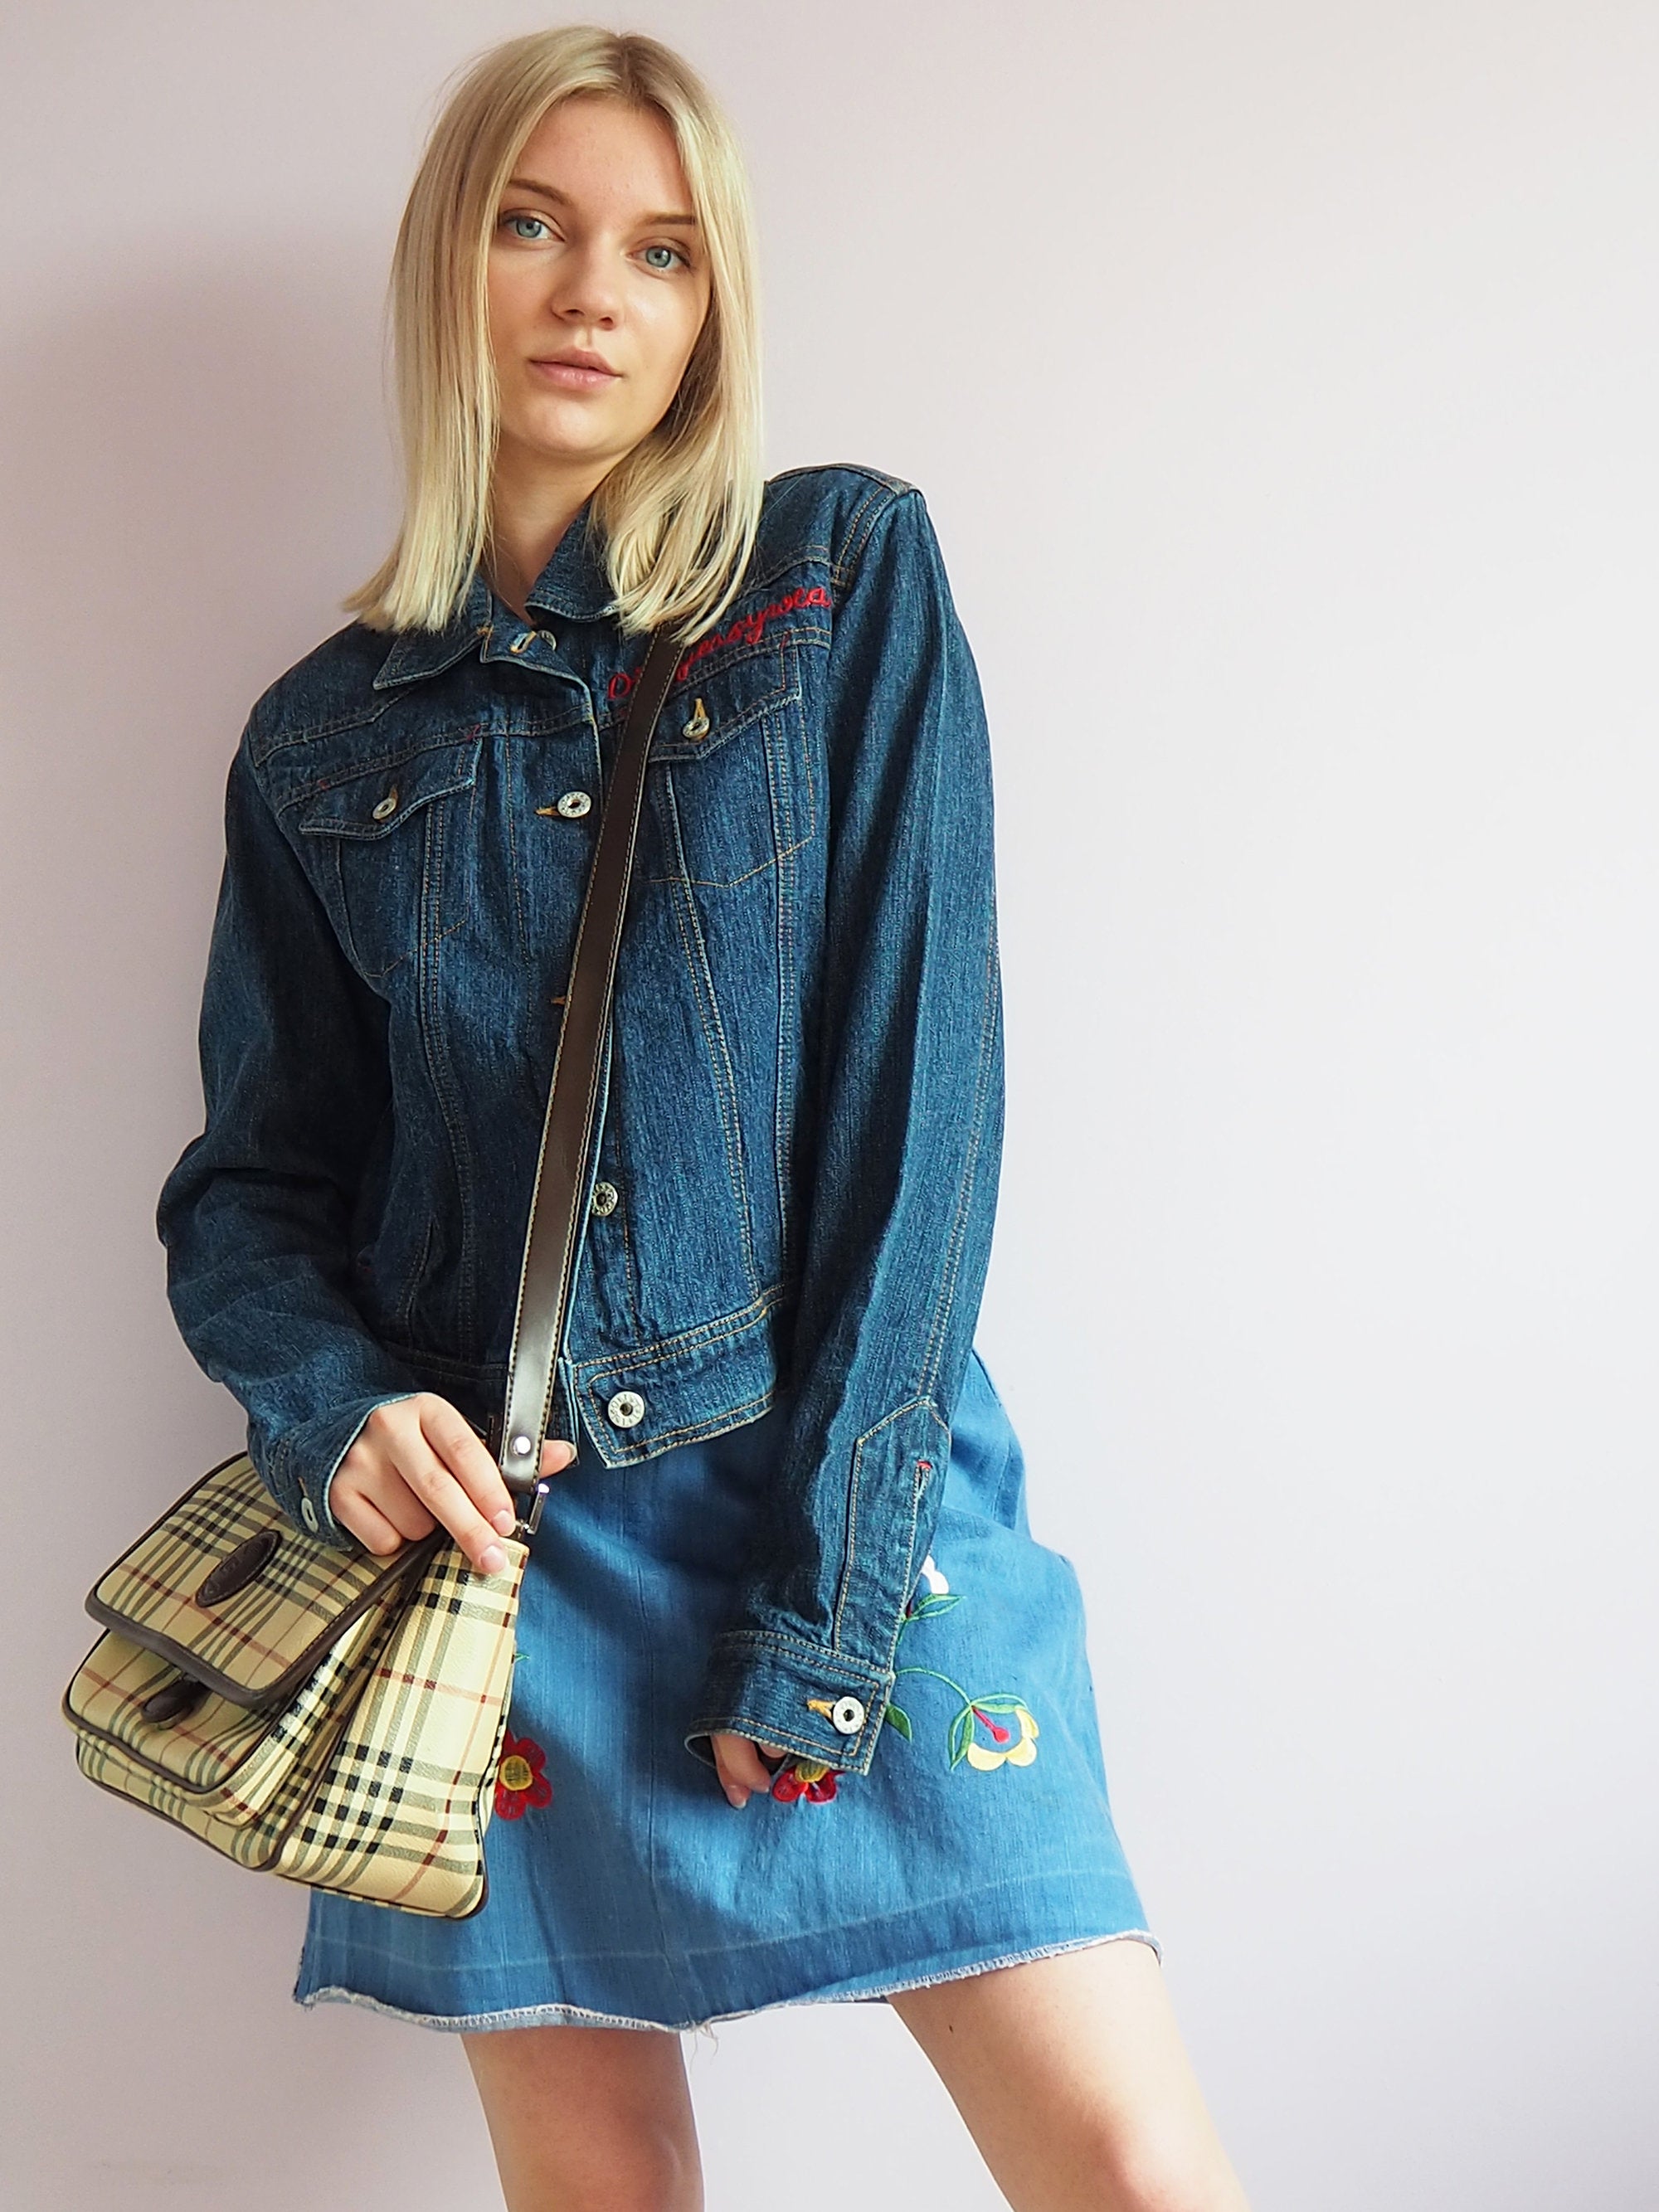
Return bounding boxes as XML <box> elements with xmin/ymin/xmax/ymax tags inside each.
<box><xmin>496</xmin><ymin>626</ymin><xmax>683</xmax><ymax>1530</ymax></box>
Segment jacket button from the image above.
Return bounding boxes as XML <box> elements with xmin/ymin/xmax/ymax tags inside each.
<box><xmin>556</xmin><ymin>790</ymin><xmax>592</xmax><ymax>819</ymax></box>
<box><xmin>370</xmin><ymin>787</ymin><xmax>399</xmax><ymax>820</ymax></box>
<box><xmin>508</xmin><ymin>631</ymin><xmax>533</xmax><ymax>654</ymax></box>
<box><xmin>606</xmin><ymin>1389</ymin><xmax>645</xmax><ymax>1428</ymax></box>
<box><xmin>299</xmin><ymin>1495</ymin><xmax>320</xmax><ymax>1533</ymax></box>
<box><xmin>591</xmin><ymin>1180</ymin><xmax>619</xmax><ymax>1215</ymax></box>
<box><xmin>830</xmin><ymin>1695</ymin><xmax>866</xmax><ymax>1734</ymax></box>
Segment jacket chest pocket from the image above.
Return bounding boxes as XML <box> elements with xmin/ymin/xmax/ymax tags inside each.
<box><xmin>644</xmin><ymin>644</ymin><xmax>811</xmax><ymax>891</ymax></box>
<box><xmin>295</xmin><ymin>735</ymin><xmax>481</xmax><ymax>979</ymax></box>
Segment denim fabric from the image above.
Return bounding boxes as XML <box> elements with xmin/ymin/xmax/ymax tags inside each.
<box><xmin>155</xmin><ymin>463</ymin><xmax>1004</xmax><ymax>1779</ymax></box>
<box><xmin>293</xmin><ymin>1349</ymin><xmax>1158</xmax><ymax>2032</ymax></box>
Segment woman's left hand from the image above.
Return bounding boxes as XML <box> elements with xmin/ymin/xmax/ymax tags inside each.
<box><xmin>710</xmin><ymin>1730</ymin><xmax>789</xmax><ymax>1808</ymax></box>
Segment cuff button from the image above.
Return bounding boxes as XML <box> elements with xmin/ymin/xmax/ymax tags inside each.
<box><xmin>830</xmin><ymin>1695</ymin><xmax>866</xmax><ymax>1734</ymax></box>
<box><xmin>299</xmin><ymin>1496</ymin><xmax>320</xmax><ymax>1533</ymax></box>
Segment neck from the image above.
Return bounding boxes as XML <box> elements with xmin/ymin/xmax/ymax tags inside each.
<box><xmin>486</xmin><ymin>447</ymin><xmax>612</xmax><ymax>619</ymax></box>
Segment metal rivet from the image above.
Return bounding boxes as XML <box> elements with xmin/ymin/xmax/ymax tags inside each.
<box><xmin>682</xmin><ymin>697</ymin><xmax>710</xmax><ymax>740</ymax></box>
<box><xmin>510</xmin><ymin>1433</ymin><xmax>533</xmax><ymax>1457</ymax></box>
<box><xmin>590</xmin><ymin>1181</ymin><xmax>619</xmax><ymax>1216</ymax></box>
<box><xmin>556</xmin><ymin>790</ymin><xmax>592</xmax><ymax>819</ymax></box>
<box><xmin>606</xmin><ymin>1389</ymin><xmax>645</xmax><ymax>1428</ymax></box>
<box><xmin>371</xmin><ymin>787</ymin><xmax>399</xmax><ymax>820</ymax></box>
<box><xmin>830</xmin><ymin>1695</ymin><xmax>866</xmax><ymax>1734</ymax></box>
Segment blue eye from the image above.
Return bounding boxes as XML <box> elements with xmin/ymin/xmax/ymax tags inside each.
<box><xmin>505</xmin><ymin>214</ymin><xmax>549</xmax><ymax>242</ymax></box>
<box><xmin>641</xmin><ymin>243</ymin><xmax>689</xmax><ymax>272</ymax></box>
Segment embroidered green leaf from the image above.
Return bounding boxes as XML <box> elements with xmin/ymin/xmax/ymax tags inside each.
<box><xmin>911</xmin><ymin>1593</ymin><xmax>963</xmax><ymax>1621</ymax></box>
<box><xmin>883</xmin><ymin>1701</ymin><xmax>912</xmax><ymax>1739</ymax></box>
<box><xmin>947</xmin><ymin>1705</ymin><xmax>974</xmax><ymax>1769</ymax></box>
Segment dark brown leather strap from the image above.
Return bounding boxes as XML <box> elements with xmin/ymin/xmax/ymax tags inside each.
<box><xmin>496</xmin><ymin>626</ymin><xmax>682</xmax><ymax>1531</ymax></box>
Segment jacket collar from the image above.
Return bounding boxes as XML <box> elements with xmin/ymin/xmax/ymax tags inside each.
<box><xmin>372</xmin><ymin>489</ymin><xmax>616</xmax><ymax>691</ymax></box>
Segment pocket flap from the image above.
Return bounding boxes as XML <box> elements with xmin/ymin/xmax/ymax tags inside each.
<box><xmin>85</xmin><ymin>1452</ymin><xmax>441</xmax><ymax>1708</ymax></box>
<box><xmin>296</xmin><ymin>736</ymin><xmax>480</xmax><ymax>839</ymax></box>
<box><xmin>646</xmin><ymin>645</ymin><xmax>799</xmax><ymax>763</ymax></box>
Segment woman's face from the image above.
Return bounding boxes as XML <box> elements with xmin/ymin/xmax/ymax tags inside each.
<box><xmin>486</xmin><ymin>95</ymin><xmax>712</xmax><ymax>486</ymax></box>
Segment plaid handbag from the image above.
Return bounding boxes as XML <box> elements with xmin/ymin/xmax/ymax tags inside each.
<box><xmin>62</xmin><ymin>625</ymin><xmax>684</xmax><ymax>1918</ymax></box>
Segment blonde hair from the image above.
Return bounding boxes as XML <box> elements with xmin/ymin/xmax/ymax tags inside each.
<box><xmin>343</xmin><ymin>26</ymin><xmax>764</xmax><ymax>645</ymax></box>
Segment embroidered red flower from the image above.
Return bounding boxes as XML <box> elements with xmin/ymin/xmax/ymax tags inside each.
<box><xmin>770</xmin><ymin>1757</ymin><xmax>839</xmax><ymax>1804</ymax></box>
<box><xmin>493</xmin><ymin>1731</ymin><xmax>553</xmax><ymax>1819</ymax></box>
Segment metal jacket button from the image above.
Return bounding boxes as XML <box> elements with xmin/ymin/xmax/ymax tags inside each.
<box><xmin>299</xmin><ymin>1495</ymin><xmax>320</xmax><ymax>1533</ymax></box>
<box><xmin>370</xmin><ymin>787</ymin><xmax>399</xmax><ymax>820</ymax></box>
<box><xmin>682</xmin><ymin>697</ymin><xmax>710</xmax><ymax>740</ymax></box>
<box><xmin>556</xmin><ymin>790</ymin><xmax>592</xmax><ymax>818</ymax></box>
<box><xmin>591</xmin><ymin>1180</ymin><xmax>619</xmax><ymax>1215</ymax></box>
<box><xmin>830</xmin><ymin>1695</ymin><xmax>866</xmax><ymax>1734</ymax></box>
<box><xmin>606</xmin><ymin>1389</ymin><xmax>645</xmax><ymax>1427</ymax></box>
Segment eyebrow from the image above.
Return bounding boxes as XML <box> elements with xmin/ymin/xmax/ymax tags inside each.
<box><xmin>504</xmin><ymin>177</ymin><xmax>700</xmax><ymax>228</ymax></box>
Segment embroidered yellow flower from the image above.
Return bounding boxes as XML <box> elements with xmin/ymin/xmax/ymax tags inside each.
<box><xmin>964</xmin><ymin>1702</ymin><xmax>1039</xmax><ymax>1769</ymax></box>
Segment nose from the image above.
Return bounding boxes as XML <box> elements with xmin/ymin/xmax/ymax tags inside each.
<box><xmin>545</xmin><ymin>236</ymin><xmax>620</xmax><ymax>326</ymax></box>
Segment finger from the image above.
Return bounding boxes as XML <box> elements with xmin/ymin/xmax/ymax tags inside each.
<box><xmin>328</xmin><ymin>1488</ymin><xmax>406</xmax><ymax>1558</ymax></box>
<box><xmin>712</xmin><ymin>1733</ymin><xmax>776</xmax><ymax>1802</ymax></box>
<box><xmin>420</xmin><ymin>1400</ymin><xmax>520</xmax><ymax>1534</ymax></box>
<box><xmin>541</xmin><ymin>1437</ymin><xmax>577</xmax><ymax>1480</ymax></box>
<box><xmin>337</xmin><ymin>1462</ymin><xmax>440</xmax><ymax>1544</ymax></box>
<box><xmin>392</xmin><ymin>1426</ymin><xmax>513</xmax><ymax>1577</ymax></box>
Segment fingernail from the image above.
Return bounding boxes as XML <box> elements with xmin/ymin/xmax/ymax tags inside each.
<box><xmin>477</xmin><ymin>1543</ymin><xmax>508</xmax><ymax>1575</ymax></box>
<box><xmin>725</xmin><ymin>1787</ymin><xmax>747</xmax><ymax>1808</ymax></box>
<box><xmin>491</xmin><ymin>1508</ymin><xmax>517</xmax><ymax>1535</ymax></box>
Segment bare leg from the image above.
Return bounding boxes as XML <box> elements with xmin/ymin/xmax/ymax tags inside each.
<box><xmin>461</xmin><ymin>2023</ymin><xmax>704</xmax><ymax>2212</ymax></box>
<box><xmin>887</xmin><ymin>1936</ymin><xmax>1251</xmax><ymax>2212</ymax></box>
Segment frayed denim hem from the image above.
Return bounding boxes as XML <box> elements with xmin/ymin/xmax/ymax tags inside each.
<box><xmin>295</xmin><ymin>1927</ymin><xmax>1163</xmax><ymax>2038</ymax></box>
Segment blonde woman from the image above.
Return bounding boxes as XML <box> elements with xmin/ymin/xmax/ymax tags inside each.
<box><xmin>157</xmin><ymin>27</ymin><xmax>1251</xmax><ymax>2212</ymax></box>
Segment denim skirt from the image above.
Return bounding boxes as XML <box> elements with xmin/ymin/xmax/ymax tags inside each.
<box><xmin>294</xmin><ymin>1346</ymin><xmax>1159</xmax><ymax>2034</ymax></box>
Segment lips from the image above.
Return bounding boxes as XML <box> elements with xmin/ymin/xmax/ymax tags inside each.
<box><xmin>529</xmin><ymin>354</ymin><xmax>620</xmax><ymax>392</ymax></box>
<box><xmin>539</xmin><ymin>348</ymin><xmax>615</xmax><ymax>373</ymax></box>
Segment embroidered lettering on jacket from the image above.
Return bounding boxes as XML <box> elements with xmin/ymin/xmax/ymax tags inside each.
<box><xmin>607</xmin><ymin>586</ymin><xmax>831</xmax><ymax>702</ymax></box>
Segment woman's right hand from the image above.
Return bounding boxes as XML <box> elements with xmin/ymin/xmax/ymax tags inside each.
<box><xmin>328</xmin><ymin>1392</ymin><xmax>576</xmax><ymax>1574</ymax></box>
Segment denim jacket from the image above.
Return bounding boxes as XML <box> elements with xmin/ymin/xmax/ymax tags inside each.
<box><xmin>155</xmin><ymin>462</ymin><xmax>1005</xmax><ymax>1780</ymax></box>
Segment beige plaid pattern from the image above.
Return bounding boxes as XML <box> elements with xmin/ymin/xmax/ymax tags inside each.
<box><xmin>66</xmin><ymin>1454</ymin><xmax>528</xmax><ymax>1921</ymax></box>
<box><xmin>66</xmin><ymin>1599</ymin><xmax>391</xmax><ymax>1821</ymax></box>
<box><xmin>88</xmin><ymin>1452</ymin><xmax>433</xmax><ymax>1704</ymax></box>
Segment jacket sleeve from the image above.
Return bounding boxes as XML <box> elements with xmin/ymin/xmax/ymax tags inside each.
<box><xmin>684</xmin><ymin>487</ymin><xmax>1005</xmax><ymax>1777</ymax></box>
<box><xmin>154</xmin><ymin>718</ymin><xmax>421</xmax><ymax>1544</ymax></box>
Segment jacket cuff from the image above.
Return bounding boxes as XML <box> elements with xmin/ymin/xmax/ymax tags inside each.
<box><xmin>684</xmin><ymin>1631</ymin><xmax>895</xmax><ymax>1777</ymax></box>
<box><xmin>265</xmin><ymin>1393</ymin><xmax>420</xmax><ymax>1549</ymax></box>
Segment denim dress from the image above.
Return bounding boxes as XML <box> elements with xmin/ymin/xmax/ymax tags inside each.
<box><xmin>154</xmin><ymin>464</ymin><xmax>1160</xmax><ymax>2031</ymax></box>
<box><xmin>294</xmin><ymin>1347</ymin><xmax>1158</xmax><ymax>2032</ymax></box>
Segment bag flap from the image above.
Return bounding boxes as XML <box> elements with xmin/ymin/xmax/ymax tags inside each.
<box><xmin>62</xmin><ymin>1597</ymin><xmax>391</xmax><ymax>1810</ymax></box>
<box><xmin>85</xmin><ymin>1451</ymin><xmax>441</xmax><ymax>1708</ymax></box>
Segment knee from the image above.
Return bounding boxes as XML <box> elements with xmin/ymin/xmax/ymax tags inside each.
<box><xmin>1095</xmin><ymin>2118</ymin><xmax>1252</xmax><ymax>2212</ymax></box>
<box><xmin>587</xmin><ymin>2132</ymin><xmax>703</xmax><ymax>2212</ymax></box>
